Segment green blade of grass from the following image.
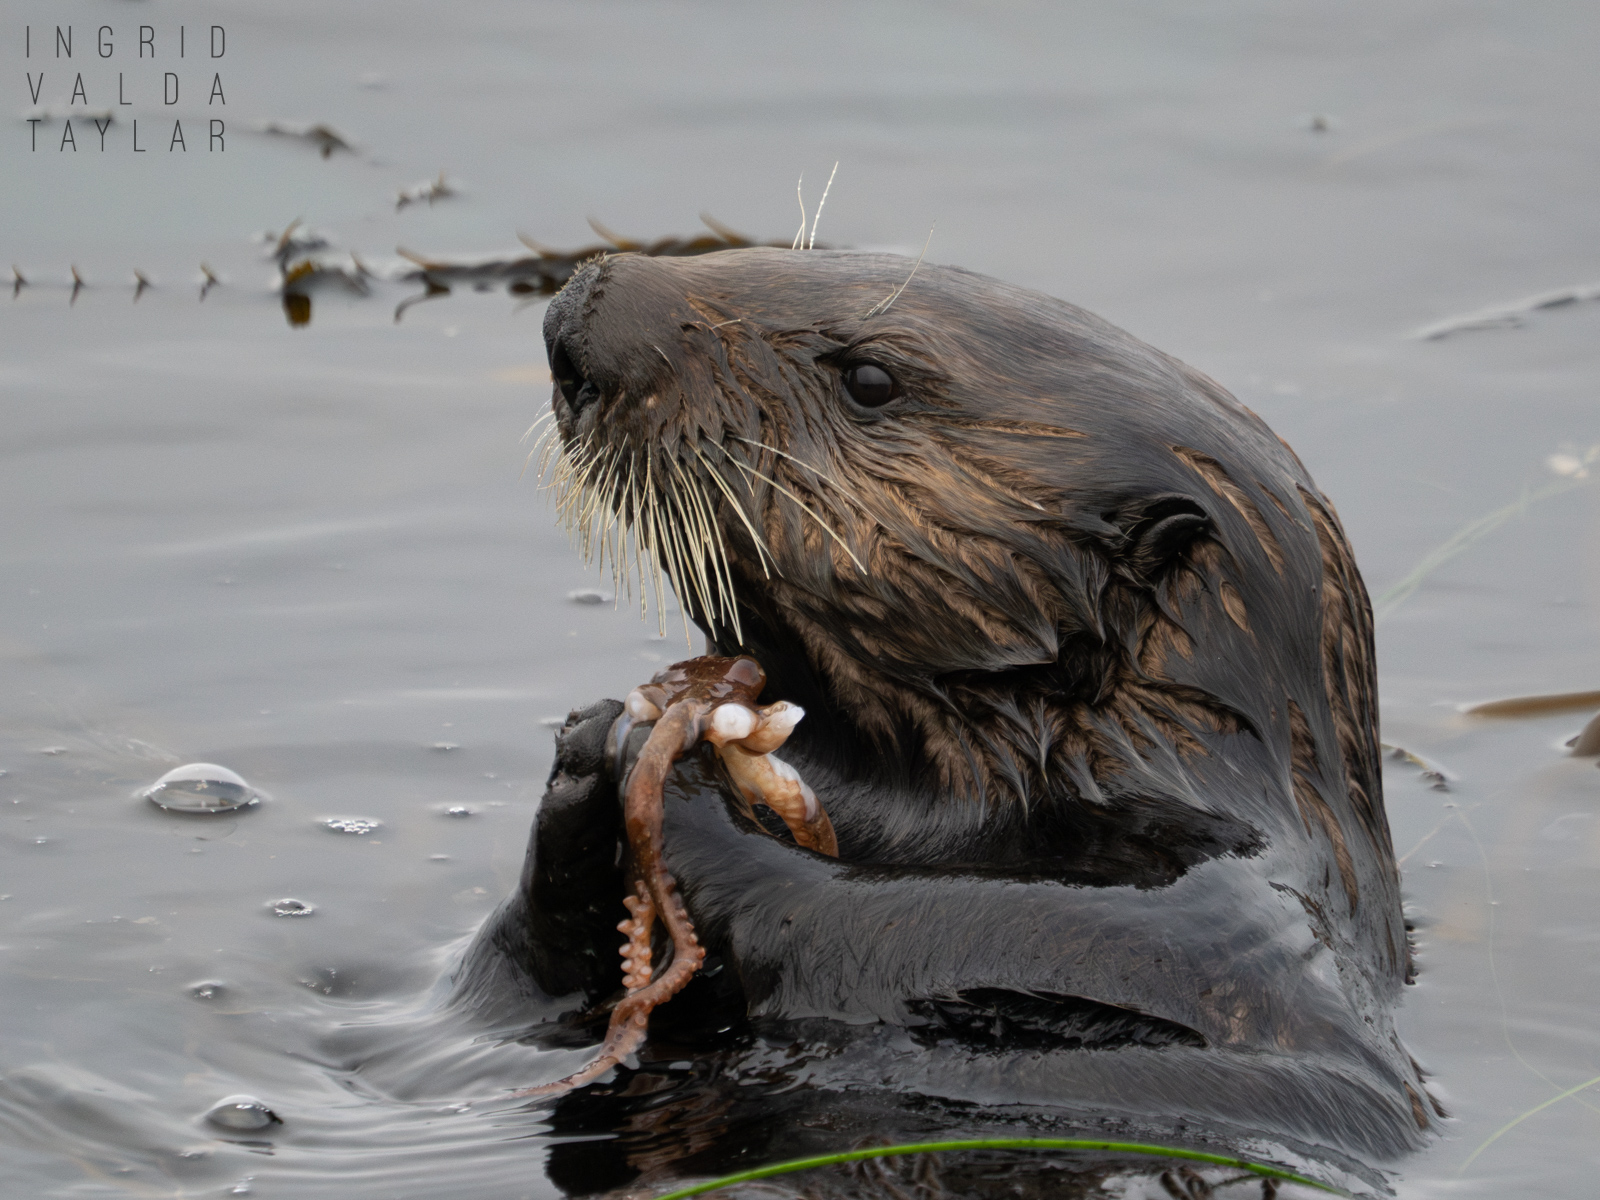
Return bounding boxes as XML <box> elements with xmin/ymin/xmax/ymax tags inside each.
<box><xmin>1459</xmin><ymin>1071</ymin><xmax>1600</xmax><ymax>1172</ymax></box>
<box><xmin>1374</xmin><ymin>474</ymin><xmax>1585</xmax><ymax>620</ymax></box>
<box><xmin>647</xmin><ymin>1137</ymin><xmax>1345</xmax><ymax>1200</ymax></box>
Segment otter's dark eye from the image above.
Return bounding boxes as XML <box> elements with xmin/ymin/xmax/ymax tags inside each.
<box><xmin>843</xmin><ymin>363</ymin><xmax>899</xmax><ymax>408</ymax></box>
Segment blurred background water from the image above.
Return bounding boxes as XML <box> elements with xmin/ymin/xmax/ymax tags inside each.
<box><xmin>3</xmin><ymin>1</ymin><xmax>1599</xmax><ymax>1196</ymax></box>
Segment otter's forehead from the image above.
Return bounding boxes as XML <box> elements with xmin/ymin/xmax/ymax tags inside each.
<box><xmin>554</xmin><ymin>246</ymin><xmax>1130</xmax><ymax>361</ymax></box>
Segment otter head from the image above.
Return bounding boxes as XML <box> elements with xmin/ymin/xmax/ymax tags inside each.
<box><xmin>541</xmin><ymin>248</ymin><xmax>1397</xmax><ymax>952</ymax></box>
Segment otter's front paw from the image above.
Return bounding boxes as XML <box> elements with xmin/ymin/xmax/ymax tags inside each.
<box><xmin>516</xmin><ymin>700</ymin><xmax>627</xmax><ymax>994</ymax></box>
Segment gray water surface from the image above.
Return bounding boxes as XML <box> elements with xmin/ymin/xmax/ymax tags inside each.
<box><xmin>4</xmin><ymin>1</ymin><xmax>1600</xmax><ymax>1196</ymax></box>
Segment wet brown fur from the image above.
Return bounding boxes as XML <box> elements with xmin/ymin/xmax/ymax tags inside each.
<box><xmin>505</xmin><ymin>247</ymin><xmax>1428</xmax><ymax>1168</ymax></box>
<box><xmin>544</xmin><ymin>251</ymin><xmax>1387</xmax><ymax>872</ymax></box>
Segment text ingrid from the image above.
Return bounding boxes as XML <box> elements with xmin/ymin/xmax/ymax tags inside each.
<box><xmin>23</xmin><ymin>25</ymin><xmax>229</xmax><ymax>153</ymax></box>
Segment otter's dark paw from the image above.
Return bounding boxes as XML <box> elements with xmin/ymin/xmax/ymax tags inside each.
<box><xmin>454</xmin><ymin>699</ymin><xmax>628</xmax><ymax>1008</ymax></box>
<box><xmin>514</xmin><ymin>699</ymin><xmax>628</xmax><ymax>999</ymax></box>
<box><xmin>530</xmin><ymin>699</ymin><xmax>626</xmax><ymax>872</ymax></box>
<box><xmin>553</xmin><ymin>699</ymin><xmax>625</xmax><ymax>784</ymax></box>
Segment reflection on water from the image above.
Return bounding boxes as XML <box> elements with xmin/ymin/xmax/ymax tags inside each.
<box><xmin>5</xmin><ymin>0</ymin><xmax>1600</xmax><ymax>1196</ymax></box>
<box><xmin>283</xmin><ymin>290</ymin><xmax>313</xmax><ymax>327</ymax></box>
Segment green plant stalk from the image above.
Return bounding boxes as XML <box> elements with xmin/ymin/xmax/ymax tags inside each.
<box><xmin>1459</xmin><ymin>1071</ymin><xmax>1600</xmax><ymax>1172</ymax></box>
<box><xmin>1373</xmin><ymin>475</ymin><xmax>1585</xmax><ymax>619</ymax></box>
<box><xmin>647</xmin><ymin>1137</ymin><xmax>1344</xmax><ymax>1200</ymax></box>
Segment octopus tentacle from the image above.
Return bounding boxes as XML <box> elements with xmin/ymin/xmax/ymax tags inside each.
<box><xmin>618</xmin><ymin>881</ymin><xmax>654</xmax><ymax>990</ymax></box>
<box><xmin>513</xmin><ymin>656</ymin><xmax>831</xmax><ymax>1099</ymax></box>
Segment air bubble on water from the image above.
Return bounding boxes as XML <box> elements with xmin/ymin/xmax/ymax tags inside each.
<box><xmin>142</xmin><ymin>763</ymin><xmax>263</xmax><ymax>815</ymax></box>
<box><xmin>269</xmin><ymin>898</ymin><xmax>315</xmax><ymax>918</ymax></box>
<box><xmin>204</xmin><ymin>1096</ymin><xmax>280</xmax><ymax>1132</ymax></box>
<box><xmin>444</xmin><ymin>805</ymin><xmax>473</xmax><ymax>818</ymax></box>
<box><xmin>228</xmin><ymin>1178</ymin><xmax>256</xmax><ymax>1196</ymax></box>
<box><xmin>432</xmin><ymin>742</ymin><xmax>461</xmax><ymax>752</ymax></box>
<box><xmin>429</xmin><ymin>854</ymin><xmax>450</xmax><ymax>862</ymax></box>
<box><xmin>40</xmin><ymin>746</ymin><xmax>67</xmax><ymax>756</ymax></box>
<box><xmin>567</xmin><ymin>589</ymin><xmax>612</xmax><ymax>605</ymax></box>
<box><xmin>189</xmin><ymin>980</ymin><xmax>227</xmax><ymax>1000</ymax></box>
<box><xmin>322</xmin><ymin>816</ymin><xmax>381</xmax><ymax>835</ymax></box>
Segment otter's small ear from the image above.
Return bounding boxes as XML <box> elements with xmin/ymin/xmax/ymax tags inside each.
<box><xmin>1124</xmin><ymin>497</ymin><xmax>1212</xmax><ymax>575</ymax></box>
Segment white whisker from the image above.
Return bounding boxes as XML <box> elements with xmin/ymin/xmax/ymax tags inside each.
<box><xmin>791</xmin><ymin>173</ymin><xmax>807</xmax><ymax>251</ymax></box>
<box><xmin>693</xmin><ymin>442</ymin><xmax>776</xmax><ymax>578</ymax></box>
<box><xmin>521</xmin><ymin>409</ymin><xmax>556</xmax><ymax>444</ymax></box>
<box><xmin>672</xmin><ymin>455</ymin><xmax>743</xmax><ymax>641</ymax></box>
<box><xmin>730</xmin><ymin>434</ymin><xmax>863</xmax><ymax>506</ymax></box>
<box><xmin>865</xmin><ymin>223</ymin><xmax>935</xmax><ymax>318</ymax></box>
<box><xmin>722</xmin><ymin>449</ymin><xmax>867</xmax><ymax>575</ymax></box>
<box><xmin>808</xmin><ymin>161</ymin><xmax>838</xmax><ymax>250</ymax></box>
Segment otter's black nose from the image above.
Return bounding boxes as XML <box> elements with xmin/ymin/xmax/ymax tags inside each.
<box><xmin>542</xmin><ymin>254</ymin><xmax>692</xmax><ymax>418</ymax></box>
<box><xmin>544</xmin><ymin>262</ymin><xmax>605</xmax><ymax>417</ymax></box>
<box><xmin>549</xmin><ymin>337</ymin><xmax>601</xmax><ymax>416</ymax></box>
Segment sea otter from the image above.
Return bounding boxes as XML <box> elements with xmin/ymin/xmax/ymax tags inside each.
<box><xmin>455</xmin><ymin>249</ymin><xmax>1432</xmax><ymax>1196</ymax></box>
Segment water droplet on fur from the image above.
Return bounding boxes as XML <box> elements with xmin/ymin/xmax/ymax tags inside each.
<box><xmin>143</xmin><ymin>764</ymin><xmax>262</xmax><ymax>814</ymax></box>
